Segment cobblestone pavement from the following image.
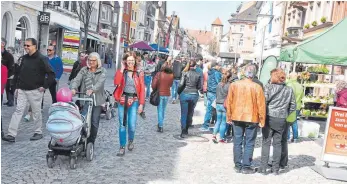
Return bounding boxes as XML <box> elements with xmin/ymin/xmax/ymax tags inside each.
<box><xmin>1</xmin><ymin>69</ymin><xmax>344</xmax><ymax>184</ymax></box>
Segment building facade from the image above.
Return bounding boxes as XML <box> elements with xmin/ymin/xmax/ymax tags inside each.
<box><xmin>145</xmin><ymin>2</ymin><xmax>156</xmax><ymax>43</ymax></box>
<box><xmin>122</xmin><ymin>1</ymin><xmax>132</xmax><ymax>45</ymax></box>
<box><xmin>332</xmin><ymin>1</ymin><xmax>347</xmax><ymax>24</ymax></box>
<box><xmin>1</xmin><ymin>1</ymin><xmax>42</xmax><ymax>56</ymax></box>
<box><xmin>130</xmin><ymin>1</ymin><xmax>139</xmax><ymax>43</ymax></box>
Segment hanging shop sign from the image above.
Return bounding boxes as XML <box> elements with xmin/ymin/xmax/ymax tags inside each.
<box><xmin>38</xmin><ymin>11</ymin><xmax>50</xmax><ymax>25</ymax></box>
<box><xmin>62</xmin><ymin>31</ymin><xmax>80</xmax><ymax>65</ymax></box>
<box><xmin>321</xmin><ymin>107</ymin><xmax>347</xmax><ymax>165</ymax></box>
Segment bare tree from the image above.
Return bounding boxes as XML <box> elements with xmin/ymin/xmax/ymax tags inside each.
<box><xmin>208</xmin><ymin>38</ymin><xmax>218</xmax><ymax>56</ymax></box>
<box><xmin>74</xmin><ymin>1</ymin><xmax>95</xmax><ymax>51</ymax></box>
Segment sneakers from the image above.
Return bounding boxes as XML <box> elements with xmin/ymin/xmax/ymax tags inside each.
<box><xmin>241</xmin><ymin>167</ymin><xmax>257</xmax><ymax>174</ymax></box>
<box><xmin>212</xmin><ymin>136</ymin><xmax>218</xmax><ymax>143</ymax></box>
<box><xmin>219</xmin><ymin>139</ymin><xmax>226</xmax><ymax>143</ymax></box>
<box><xmin>2</xmin><ymin>135</ymin><xmax>15</xmax><ymax>142</ymax></box>
<box><xmin>24</xmin><ymin>114</ymin><xmax>31</xmax><ymax>122</ymax></box>
<box><xmin>139</xmin><ymin>112</ymin><xmax>146</xmax><ymax>119</ymax></box>
<box><xmin>157</xmin><ymin>126</ymin><xmax>163</xmax><ymax>133</ymax></box>
<box><xmin>234</xmin><ymin>166</ymin><xmax>242</xmax><ymax>173</ymax></box>
<box><xmin>30</xmin><ymin>133</ymin><xmax>43</xmax><ymax>141</ymax></box>
<box><xmin>199</xmin><ymin>127</ymin><xmax>210</xmax><ymax>132</ymax></box>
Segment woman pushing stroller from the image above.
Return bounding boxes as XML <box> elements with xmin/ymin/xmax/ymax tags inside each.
<box><xmin>70</xmin><ymin>52</ymin><xmax>107</xmax><ymax>145</ymax></box>
<box><xmin>113</xmin><ymin>51</ymin><xmax>145</xmax><ymax>156</ymax></box>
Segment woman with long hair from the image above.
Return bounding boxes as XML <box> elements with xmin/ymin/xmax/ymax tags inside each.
<box><xmin>259</xmin><ymin>68</ymin><xmax>296</xmax><ymax>175</ymax></box>
<box><xmin>212</xmin><ymin>70</ymin><xmax>232</xmax><ymax>143</ymax></box>
<box><xmin>178</xmin><ymin>60</ymin><xmax>202</xmax><ymax>138</ymax></box>
<box><xmin>113</xmin><ymin>51</ymin><xmax>145</xmax><ymax>156</ymax></box>
<box><xmin>151</xmin><ymin>61</ymin><xmax>174</xmax><ymax>132</ymax></box>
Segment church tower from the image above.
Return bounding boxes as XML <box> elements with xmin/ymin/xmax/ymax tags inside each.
<box><xmin>211</xmin><ymin>17</ymin><xmax>224</xmax><ymax>55</ymax></box>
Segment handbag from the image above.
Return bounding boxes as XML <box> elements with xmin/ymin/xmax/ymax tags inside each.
<box><xmin>150</xmin><ymin>72</ymin><xmax>161</xmax><ymax>106</ymax></box>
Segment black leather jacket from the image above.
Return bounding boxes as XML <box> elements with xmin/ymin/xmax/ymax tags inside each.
<box><xmin>179</xmin><ymin>69</ymin><xmax>202</xmax><ymax>95</ymax></box>
<box><xmin>264</xmin><ymin>83</ymin><xmax>296</xmax><ymax>119</ymax></box>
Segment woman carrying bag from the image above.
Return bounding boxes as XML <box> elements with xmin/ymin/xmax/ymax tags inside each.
<box><xmin>113</xmin><ymin>52</ymin><xmax>145</xmax><ymax>156</ymax></box>
<box><xmin>151</xmin><ymin>61</ymin><xmax>174</xmax><ymax>132</ymax></box>
<box><xmin>178</xmin><ymin>60</ymin><xmax>202</xmax><ymax>138</ymax></box>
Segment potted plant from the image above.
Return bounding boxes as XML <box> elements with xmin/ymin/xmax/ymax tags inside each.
<box><xmin>285</xmin><ymin>32</ymin><xmax>288</xmax><ymax>36</ymax></box>
<box><xmin>312</xmin><ymin>21</ymin><xmax>318</xmax><ymax>27</ymax></box>
<box><xmin>304</xmin><ymin>24</ymin><xmax>310</xmax><ymax>29</ymax></box>
<box><xmin>321</xmin><ymin>17</ymin><xmax>327</xmax><ymax>23</ymax></box>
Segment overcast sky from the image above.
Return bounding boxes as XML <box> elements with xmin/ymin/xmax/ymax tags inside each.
<box><xmin>167</xmin><ymin>1</ymin><xmax>241</xmax><ymax>33</ymax></box>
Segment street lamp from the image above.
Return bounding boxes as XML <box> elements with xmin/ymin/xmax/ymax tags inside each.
<box><xmin>232</xmin><ymin>32</ymin><xmax>243</xmax><ymax>65</ymax></box>
<box><xmin>257</xmin><ymin>14</ymin><xmax>274</xmax><ymax>77</ymax></box>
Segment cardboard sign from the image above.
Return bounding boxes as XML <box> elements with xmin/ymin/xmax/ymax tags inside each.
<box><xmin>321</xmin><ymin>107</ymin><xmax>347</xmax><ymax>165</ymax></box>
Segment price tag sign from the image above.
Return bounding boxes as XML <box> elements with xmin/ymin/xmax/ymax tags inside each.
<box><xmin>321</xmin><ymin>106</ymin><xmax>347</xmax><ymax>165</ymax></box>
<box><xmin>38</xmin><ymin>11</ymin><xmax>50</xmax><ymax>25</ymax></box>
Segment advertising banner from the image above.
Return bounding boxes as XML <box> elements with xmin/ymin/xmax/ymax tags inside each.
<box><xmin>321</xmin><ymin>107</ymin><xmax>347</xmax><ymax>165</ymax></box>
<box><xmin>62</xmin><ymin>31</ymin><xmax>80</xmax><ymax>64</ymax></box>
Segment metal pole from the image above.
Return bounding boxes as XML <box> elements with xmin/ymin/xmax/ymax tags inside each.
<box><xmin>115</xmin><ymin>1</ymin><xmax>124</xmax><ymax>70</ymax></box>
<box><xmin>258</xmin><ymin>26</ymin><xmax>266</xmax><ymax>77</ymax></box>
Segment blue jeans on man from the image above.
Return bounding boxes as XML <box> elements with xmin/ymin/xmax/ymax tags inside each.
<box><xmin>144</xmin><ymin>75</ymin><xmax>152</xmax><ymax>99</ymax></box>
<box><xmin>179</xmin><ymin>93</ymin><xmax>199</xmax><ymax>130</ymax></box>
<box><xmin>202</xmin><ymin>92</ymin><xmax>216</xmax><ymax>129</ymax></box>
<box><xmin>213</xmin><ymin>104</ymin><xmax>227</xmax><ymax>140</ymax></box>
<box><xmin>157</xmin><ymin>96</ymin><xmax>169</xmax><ymax>128</ymax></box>
<box><xmin>171</xmin><ymin>79</ymin><xmax>180</xmax><ymax>100</ymax></box>
<box><xmin>288</xmin><ymin>110</ymin><xmax>300</xmax><ymax>140</ymax></box>
<box><xmin>233</xmin><ymin>121</ymin><xmax>258</xmax><ymax>169</ymax></box>
<box><xmin>117</xmin><ymin>101</ymin><xmax>139</xmax><ymax>147</ymax></box>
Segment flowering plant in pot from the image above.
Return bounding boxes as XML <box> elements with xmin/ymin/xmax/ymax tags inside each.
<box><xmin>321</xmin><ymin>17</ymin><xmax>327</xmax><ymax>23</ymax></box>
<box><xmin>312</xmin><ymin>21</ymin><xmax>318</xmax><ymax>27</ymax></box>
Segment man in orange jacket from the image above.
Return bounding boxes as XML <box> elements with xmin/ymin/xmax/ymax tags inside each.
<box><xmin>225</xmin><ymin>64</ymin><xmax>265</xmax><ymax>174</ymax></box>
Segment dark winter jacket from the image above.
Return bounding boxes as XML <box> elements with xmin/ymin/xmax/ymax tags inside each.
<box><xmin>69</xmin><ymin>60</ymin><xmax>82</xmax><ymax>82</ymax></box>
<box><xmin>216</xmin><ymin>82</ymin><xmax>230</xmax><ymax>104</ymax></box>
<box><xmin>179</xmin><ymin>69</ymin><xmax>202</xmax><ymax>95</ymax></box>
<box><xmin>16</xmin><ymin>51</ymin><xmax>55</xmax><ymax>90</ymax></box>
<box><xmin>172</xmin><ymin>60</ymin><xmax>183</xmax><ymax>80</ymax></box>
<box><xmin>264</xmin><ymin>83</ymin><xmax>296</xmax><ymax>119</ymax></box>
<box><xmin>1</xmin><ymin>49</ymin><xmax>15</xmax><ymax>78</ymax></box>
<box><xmin>207</xmin><ymin>68</ymin><xmax>222</xmax><ymax>94</ymax></box>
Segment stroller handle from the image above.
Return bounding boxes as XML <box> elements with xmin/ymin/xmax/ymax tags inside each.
<box><xmin>73</xmin><ymin>92</ymin><xmax>96</xmax><ymax>106</ymax></box>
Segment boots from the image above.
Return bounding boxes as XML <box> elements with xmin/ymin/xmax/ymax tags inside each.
<box><xmin>180</xmin><ymin>126</ymin><xmax>188</xmax><ymax>138</ymax></box>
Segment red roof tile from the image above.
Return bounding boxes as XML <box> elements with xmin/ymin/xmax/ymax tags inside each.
<box><xmin>212</xmin><ymin>17</ymin><xmax>223</xmax><ymax>26</ymax></box>
<box><xmin>186</xmin><ymin>29</ymin><xmax>213</xmax><ymax>45</ymax></box>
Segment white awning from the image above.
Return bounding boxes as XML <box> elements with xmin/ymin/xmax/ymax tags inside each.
<box><xmin>88</xmin><ymin>32</ymin><xmax>113</xmax><ymax>44</ymax></box>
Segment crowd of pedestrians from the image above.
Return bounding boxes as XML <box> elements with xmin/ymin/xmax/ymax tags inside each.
<box><xmin>2</xmin><ymin>36</ymin><xmax>347</xmax><ymax>176</ymax></box>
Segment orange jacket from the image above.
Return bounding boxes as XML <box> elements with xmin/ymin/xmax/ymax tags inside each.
<box><xmin>225</xmin><ymin>79</ymin><xmax>266</xmax><ymax>126</ymax></box>
<box><xmin>113</xmin><ymin>69</ymin><xmax>145</xmax><ymax>105</ymax></box>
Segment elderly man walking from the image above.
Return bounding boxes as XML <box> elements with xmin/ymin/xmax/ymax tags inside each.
<box><xmin>3</xmin><ymin>38</ymin><xmax>55</xmax><ymax>142</ymax></box>
<box><xmin>225</xmin><ymin>64</ymin><xmax>266</xmax><ymax>174</ymax></box>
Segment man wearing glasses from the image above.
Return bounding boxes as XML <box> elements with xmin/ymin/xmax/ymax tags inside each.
<box><xmin>47</xmin><ymin>45</ymin><xmax>63</xmax><ymax>103</ymax></box>
<box><xmin>3</xmin><ymin>38</ymin><xmax>55</xmax><ymax>142</ymax></box>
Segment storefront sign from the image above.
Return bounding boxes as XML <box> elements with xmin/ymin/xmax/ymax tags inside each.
<box><xmin>321</xmin><ymin>107</ymin><xmax>347</xmax><ymax>165</ymax></box>
<box><xmin>38</xmin><ymin>11</ymin><xmax>50</xmax><ymax>25</ymax></box>
<box><xmin>62</xmin><ymin>31</ymin><xmax>80</xmax><ymax>64</ymax></box>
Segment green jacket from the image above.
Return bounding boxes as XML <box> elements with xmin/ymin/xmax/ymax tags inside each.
<box><xmin>286</xmin><ymin>79</ymin><xmax>304</xmax><ymax>110</ymax></box>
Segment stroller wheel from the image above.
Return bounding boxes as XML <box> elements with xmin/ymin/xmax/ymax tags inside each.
<box><xmin>47</xmin><ymin>156</ymin><xmax>54</xmax><ymax>168</ymax></box>
<box><xmin>70</xmin><ymin>157</ymin><xmax>77</xmax><ymax>169</ymax></box>
<box><xmin>105</xmin><ymin>109</ymin><xmax>112</xmax><ymax>120</ymax></box>
<box><xmin>86</xmin><ymin>142</ymin><xmax>94</xmax><ymax>161</ymax></box>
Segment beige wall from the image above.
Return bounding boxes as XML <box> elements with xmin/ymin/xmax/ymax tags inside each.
<box><xmin>229</xmin><ymin>23</ymin><xmax>256</xmax><ymax>58</ymax></box>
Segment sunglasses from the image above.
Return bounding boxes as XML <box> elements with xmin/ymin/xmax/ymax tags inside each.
<box><xmin>24</xmin><ymin>44</ymin><xmax>32</xmax><ymax>47</ymax></box>
<box><xmin>47</xmin><ymin>49</ymin><xmax>53</xmax><ymax>51</ymax></box>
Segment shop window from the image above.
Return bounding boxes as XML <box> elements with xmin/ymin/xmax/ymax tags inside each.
<box><xmin>113</xmin><ymin>13</ymin><xmax>118</xmax><ymax>26</ymax></box>
<box><xmin>71</xmin><ymin>1</ymin><xmax>77</xmax><ymax>13</ymax></box>
<box><xmin>239</xmin><ymin>39</ymin><xmax>243</xmax><ymax>47</ymax></box>
<box><xmin>63</xmin><ymin>1</ymin><xmax>69</xmax><ymax>10</ymax></box>
<box><xmin>240</xmin><ymin>25</ymin><xmax>245</xmax><ymax>32</ymax></box>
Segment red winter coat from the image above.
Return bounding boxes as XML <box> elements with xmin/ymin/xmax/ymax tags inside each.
<box><xmin>113</xmin><ymin>69</ymin><xmax>145</xmax><ymax>105</ymax></box>
<box><xmin>336</xmin><ymin>88</ymin><xmax>347</xmax><ymax>108</ymax></box>
<box><xmin>1</xmin><ymin>65</ymin><xmax>8</xmax><ymax>94</ymax></box>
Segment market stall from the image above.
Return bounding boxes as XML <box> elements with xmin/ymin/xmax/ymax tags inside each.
<box><xmin>279</xmin><ymin>18</ymin><xmax>347</xmax><ymax>119</ymax></box>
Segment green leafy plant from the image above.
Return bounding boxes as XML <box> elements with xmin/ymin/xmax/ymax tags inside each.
<box><xmin>312</xmin><ymin>21</ymin><xmax>318</xmax><ymax>27</ymax></box>
<box><xmin>321</xmin><ymin>16</ymin><xmax>327</xmax><ymax>23</ymax></box>
<box><xmin>308</xmin><ymin>132</ymin><xmax>317</xmax><ymax>139</ymax></box>
<box><xmin>304</xmin><ymin>24</ymin><xmax>310</xmax><ymax>29</ymax></box>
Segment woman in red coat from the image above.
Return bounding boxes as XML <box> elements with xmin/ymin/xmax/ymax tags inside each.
<box><xmin>113</xmin><ymin>51</ymin><xmax>145</xmax><ymax>156</ymax></box>
<box><xmin>1</xmin><ymin>64</ymin><xmax>8</xmax><ymax>138</ymax></box>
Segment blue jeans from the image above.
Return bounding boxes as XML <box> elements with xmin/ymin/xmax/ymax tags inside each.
<box><xmin>233</xmin><ymin>121</ymin><xmax>258</xmax><ymax>168</ymax></box>
<box><xmin>117</xmin><ymin>101</ymin><xmax>139</xmax><ymax>147</ymax></box>
<box><xmin>179</xmin><ymin>93</ymin><xmax>199</xmax><ymax>129</ymax></box>
<box><xmin>203</xmin><ymin>92</ymin><xmax>216</xmax><ymax>128</ymax></box>
<box><xmin>288</xmin><ymin>110</ymin><xmax>300</xmax><ymax>140</ymax></box>
<box><xmin>213</xmin><ymin>104</ymin><xmax>227</xmax><ymax>139</ymax></box>
<box><xmin>171</xmin><ymin>79</ymin><xmax>180</xmax><ymax>100</ymax></box>
<box><xmin>144</xmin><ymin>75</ymin><xmax>152</xmax><ymax>98</ymax></box>
<box><xmin>157</xmin><ymin>96</ymin><xmax>169</xmax><ymax>128</ymax></box>
<box><xmin>204</xmin><ymin>93</ymin><xmax>207</xmax><ymax>107</ymax></box>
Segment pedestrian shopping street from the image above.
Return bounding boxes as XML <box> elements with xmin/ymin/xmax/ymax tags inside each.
<box><xmin>0</xmin><ymin>71</ymin><xmax>343</xmax><ymax>184</ymax></box>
